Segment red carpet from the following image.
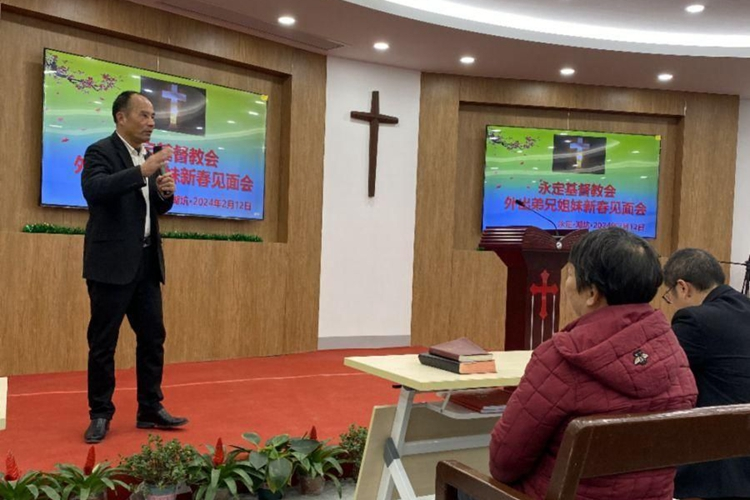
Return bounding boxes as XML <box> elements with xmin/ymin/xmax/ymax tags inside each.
<box><xmin>0</xmin><ymin>347</ymin><xmax>430</xmax><ymax>472</ymax></box>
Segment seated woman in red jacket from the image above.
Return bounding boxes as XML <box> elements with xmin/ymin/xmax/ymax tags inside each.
<box><xmin>489</xmin><ymin>227</ymin><xmax>698</xmax><ymax>500</ymax></box>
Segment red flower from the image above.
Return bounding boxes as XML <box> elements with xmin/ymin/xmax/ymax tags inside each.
<box><xmin>212</xmin><ymin>438</ymin><xmax>224</xmax><ymax>466</ymax></box>
<box><xmin>309</xmin><ymin>426</ymin><xmax>318</xmax><ymax>441</ymax></box>
<box><xmin>84</xmin><ymin>446</ymin><xmax>96</xmax><ymax>475</ymax></box>
<box><xmin>4</xmin><ymin>452</ymin><xmax>20</xmax><ymax>481</ymax></box>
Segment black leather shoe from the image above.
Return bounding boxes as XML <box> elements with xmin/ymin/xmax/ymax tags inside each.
<box><xmin>84</xmin><ymin>418</ymin><xmax>110</xmax><ymax>443</ymax></box>
<box><xmin>136</xmin><ymin>408</ymin><xmax>188</xmax><ymax>429</ymax></box>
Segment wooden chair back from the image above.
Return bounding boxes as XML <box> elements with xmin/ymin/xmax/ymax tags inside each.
<box><xmin>436</xmin><ymin>405</ymin><xmax>750</xmax><ymax>500</ymax></box>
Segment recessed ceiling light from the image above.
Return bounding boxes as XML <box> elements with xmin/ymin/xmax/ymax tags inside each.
<box><xmin>460</xmin><ymin>56</ymin><xmax>475</xmax><ymax>64</ymax></box>
<box><xmin>278</xmin><ymin>16</ymin><xmax>296</xmax><ymax>26</ymax></box>
<box><xmin>658</xmin><ymin>73</ymin><xmax>674</xmax><ymax>82</ymax></box>
<box><xmin>560</xmin><ymin>67</ymin><xmax>575</xmax><ymax>76</ymax></box>
<box><xmin>685</xmin><ymin>4</ymin><xmax>705</xmax><ymax>13</ymax></box>
<box><xmin>373</xmin><ymin>42</ymin><xmax>390</xmax><ymax>51</ymax></box>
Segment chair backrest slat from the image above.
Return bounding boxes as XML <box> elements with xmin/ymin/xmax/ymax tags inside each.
<box><xmin>545</xmin><ymin>405</ymin><xmax>750</xmax><ymax>500</ymax></box>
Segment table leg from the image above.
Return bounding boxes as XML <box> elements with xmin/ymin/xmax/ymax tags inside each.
<box><xmin>376</xmin><ymin>387</ymin><xmax>417</xmax><ymax>500</ymax></box>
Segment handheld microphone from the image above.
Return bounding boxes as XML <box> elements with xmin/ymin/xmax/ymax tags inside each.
<box><xmin>515</xmin><ymin>199</ymin><xmax>563</xmax><ymax>249</ymax></box>
<box><xmin>152</xmin><ymin>145</ymin><xmax>165</xmax><ymax>175</ymax></box>
<box><xmin>152</xmin><ymin>145</ymin><xmax>173</xmax><ymax>196</ymax></box>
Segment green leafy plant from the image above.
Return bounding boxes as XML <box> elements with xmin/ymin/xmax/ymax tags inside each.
<box><xmin>0</xmin><ymin>452</ymin><xmax>58</xmax><ymax>500</ymax></box>
<box><xmin>22</xmin><ymin>223</ymin><xmax>85</xmax><ymax>235</ymax></box>
<box><xmin>161</xmin><ymin>231</ymin><xmax>262</xmax><ymax>242</ymax></box>
<box><xmin>338</xmin><ymin>424</ymin><xmax>368</xmax><ymax>481</ymax></box>
<box><xmin>234</xmin><ymin>433</ymin><xmax>314</xmax><ymax>495</ymax></box>
<box><xmin>22</xmin><ymin>223</ymin><xmax>262</xmax><ymax>242</ymax></box>
<box><xmin>189</xmin><ymin>438</ymin><xmax>261</xmax><ymax>500</ymax></box>
<box><xmin>292</xmin><ymin>428</ymin><xmax>345</xmax><ymax>497</ymax></box>
<box><xmin>53</xmin><ymin>446</ymin><xmax>129</xmax><ymax>500</ymax></box>
<box><xmin>119</xmin><ymin>435</ymin><xmax>197</xmax><ymax>493</ymax></box>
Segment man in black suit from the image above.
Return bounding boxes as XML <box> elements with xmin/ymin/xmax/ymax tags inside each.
<box><xmin>664</xmin><ymin>249</ymin><xmax>750</xmax><ymax>499</ymax></box>
<box><xmin>81</xmin><ymin>91</ymin><xmax>187</xmax><ymax>443</ymax></box>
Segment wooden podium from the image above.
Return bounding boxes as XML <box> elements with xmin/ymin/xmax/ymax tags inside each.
<box><xmin>480</xmin><ymin>226</ymin><xmax>587</xmax><ymax>350</ymax></box>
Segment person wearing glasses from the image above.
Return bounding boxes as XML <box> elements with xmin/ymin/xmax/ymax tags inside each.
<box><xmin>663</xmin><ymin>248</ymin><xmax>750</xmax><ymax>500</ymax></box>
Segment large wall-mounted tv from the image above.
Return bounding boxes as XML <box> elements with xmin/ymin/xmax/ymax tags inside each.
<box><xmin>483</xmin><ymin>125</ymin><xmax>661</xmax><ymax>238</ymax></box>
<box><xmin>41</xmin><ymin>48</ymin><xmax>267</xmax><ymax>220</ymax></box>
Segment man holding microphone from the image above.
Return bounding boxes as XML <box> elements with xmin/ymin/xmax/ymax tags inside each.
<box><xmin>81</xmin><ymin>90</ymin><xmax>187</xmax><ymax>443</ymax></box>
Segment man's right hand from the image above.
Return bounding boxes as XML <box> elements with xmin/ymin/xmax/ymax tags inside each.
<box><xmin>140</xmin><ymin>147</ymin><xmax>173</xmax><ymax>177</ymax></box>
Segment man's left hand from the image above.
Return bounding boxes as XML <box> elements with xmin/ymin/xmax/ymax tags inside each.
<box><xmin>156</xmin><ymin>172</ymin><xmax>175</xmax><ymax>198</ymax></box>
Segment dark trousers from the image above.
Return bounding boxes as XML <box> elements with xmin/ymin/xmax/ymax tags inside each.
<box><xmin>86</xmin><ymin>244</ymin><xmax>165</xmax><ymax>420</ymax></box>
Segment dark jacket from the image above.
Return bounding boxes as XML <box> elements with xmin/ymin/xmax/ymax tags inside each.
<box><xmin>81</xmin><ymin>132</ymin><xmax>172</xmax><ymax>285</ymax></box>
<box><xmin>673</xmin><ymin>284</ymin><xmax>750</xmax><ymax>499</ymax></box>
<box><xmin>490</xmin><ymin>304</ymin><xmax>697</xmax><ymax>500</ymax></box>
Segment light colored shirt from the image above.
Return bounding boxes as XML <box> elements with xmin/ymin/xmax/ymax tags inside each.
<box><xmin>116</xmin><ymin>133</ymin><xmax>150</xmax><ymax>239</ymax></box>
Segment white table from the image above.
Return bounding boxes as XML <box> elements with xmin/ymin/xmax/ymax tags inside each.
<box><xmin>345</xmin><ymin>351</ymin><xmax>531</xmax><ymax>500</ymax></box>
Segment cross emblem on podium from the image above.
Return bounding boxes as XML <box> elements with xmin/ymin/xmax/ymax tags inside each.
<box><xmin>530</xmin><ymin>270</ymin><xmax>559</xmax><ymax>320</ymax></box>
<box><xmin>350</xmin><ymin>91</ymin><xmax>399</xmax><ymax>197</ymax></box>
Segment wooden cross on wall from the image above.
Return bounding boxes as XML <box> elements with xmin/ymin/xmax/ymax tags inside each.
<box><xmin>350</xmin><ymin>91</ymin><xmax>399</xmax><ymax>197</ymax></box>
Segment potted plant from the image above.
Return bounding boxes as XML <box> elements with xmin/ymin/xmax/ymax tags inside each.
<box><xmin>338</xmin><ymin>424</ymin><xmax>368</xmax><ymax>481</ymax></box>
<box><xmin>234</xmin><ymin>433</ymin><xmax>314</xmax><ymax>500</ymax></box>
<box><xmin>189</xmin><ymin>438</ymin><xmax>260</xmax><ymax>500</ymax></box>
<box><xmin>291</xmin><ymin>428</ymin><xmax>344</xmax><ymax>497</ymax></box>
<box><xmin>53</xmin><ymin>446</ymin><xmax>130</xmax><ymax>500</ymax></box>
<box><xmin>119</xmin><ymin>435</ymin><xmax>197</xmax><ymax>500</ymax></box>
<box><xmin>0</xmin><ymin>452</ymin><xmax>59</xmax><ymax>500</ymax></box>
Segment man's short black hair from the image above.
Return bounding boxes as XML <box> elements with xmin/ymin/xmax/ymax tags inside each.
<box><xmin>569</xmin><ymin>227</ymin><xmax>663</xmax><ymax>305</ymax></box>
<box><xmin>112</xmin><ymin>91</ymin><xmax>145</xmax><ymax>124</ymax></box>
<box><xmin>663</xmin><ymin>248</ymin><xmax>725</xmax><ymax>291</ymax></box>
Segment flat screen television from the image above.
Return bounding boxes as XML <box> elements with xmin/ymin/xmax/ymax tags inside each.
<box><xmin>483</xmin><ymin>125</ymin><xmax>661</xmax><ymax>238</ymax></box>
<box><xmin>41</xmin><ymin>48</ymin><xmax>268</xmax><ymax>220</ymax></box>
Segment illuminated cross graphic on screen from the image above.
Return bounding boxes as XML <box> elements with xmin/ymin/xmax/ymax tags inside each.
<box><xmin>161</xmin><ymin>84</ymin><xmax>186</xmax><ymax>126</ymax></box>
<box><xmin>569</xmin><ymin>137</ymin><xmax>591</xmax><ymax>169</ymax></box>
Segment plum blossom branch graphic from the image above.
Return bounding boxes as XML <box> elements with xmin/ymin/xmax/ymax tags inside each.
<box><xmin>45</xmin><ymin>53</ymin><xmax>118</xmax><ymax>93</ymax></box>
<box><xmin>488</xmin><ymin>131</ymin><xmax>537</xmax><ymax>151</ymax></box>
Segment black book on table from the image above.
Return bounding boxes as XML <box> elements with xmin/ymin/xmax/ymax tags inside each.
<box><xmin>418</xmin><ymin>353</ymin><xmax>496</xmax><ymax>374</ymax></box>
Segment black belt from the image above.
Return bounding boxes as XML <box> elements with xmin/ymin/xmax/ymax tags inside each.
<box><xmin>143</xmin><ymin>235</ymin><xmax>153</xmax><ymax>248</ymax></box>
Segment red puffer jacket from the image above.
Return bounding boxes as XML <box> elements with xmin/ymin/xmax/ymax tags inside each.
<box><xmin>490</xmin><ymin>304</ymin><xmax>698</xmax><ymax>500</ymax></box>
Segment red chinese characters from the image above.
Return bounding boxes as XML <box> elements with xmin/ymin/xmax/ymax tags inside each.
<box><xmin>506</xmin><ymin>196</ymin><xmax>649</xmax><ymax>217</ymax></box>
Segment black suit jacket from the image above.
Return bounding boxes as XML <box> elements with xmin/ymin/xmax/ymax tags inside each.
<box><xmin>672</xmin><ymin>285</ymin><xmax>750</xmax><ymax>498</ymax></box>
<box><xmin>81</xmin><ymin>132</ymin><xmax>173</xmax><ymax>285</ymax></box>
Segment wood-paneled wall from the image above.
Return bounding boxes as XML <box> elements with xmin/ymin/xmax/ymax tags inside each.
<box><xmin>0</xmin><ymin>0</ymin><xmax>326</xmax><ymax>375</ymax></box>
<box><xmin>412</xmin><ymin>74</ymin><xmax>739</xmax><ymax>350</ymax></box>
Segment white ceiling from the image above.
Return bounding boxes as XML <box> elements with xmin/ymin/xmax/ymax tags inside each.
<box><xmin>346</xmin><ymin>0</ymin><xmax>750</xmax><ymax>55</ymax></box>
<box><xmin>127</xmin><ymin>0</ymin><xmax>750</xmax><ymax>98</ymax></box>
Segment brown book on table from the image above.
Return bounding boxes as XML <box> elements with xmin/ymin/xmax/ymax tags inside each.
<box><xmin>418</xmin><ymin>353</ymin><xmax>497</xmax><ymax>374</ymax></box>
<box><xmin>449</xmin><ymin>388</ymin><xmax>513</xmax><ymax>413</ymax></box>
<box><xmin>429</xmin><ymin>337</ymin><xmax>493</xmax><ymax>362</ymax></box>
